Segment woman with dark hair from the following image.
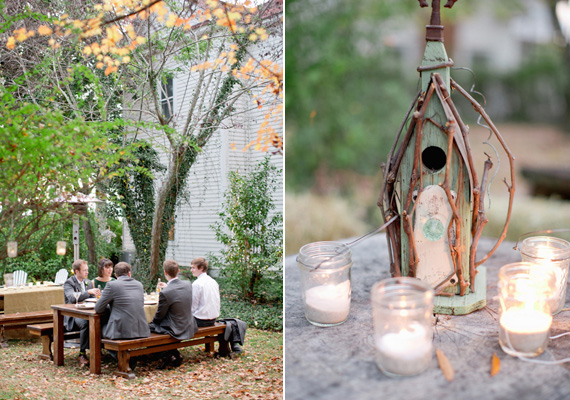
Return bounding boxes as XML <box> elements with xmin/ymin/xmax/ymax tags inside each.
<box><xmin>88</xmin><ymin>258</ymin><xmax>115</xmax><ymax>291</ymax></box>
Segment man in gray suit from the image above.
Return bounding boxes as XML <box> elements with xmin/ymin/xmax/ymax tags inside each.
<box><xmin>150</xmin><ymin>259</ymin><xmax>197</xmax><ymax>369</ymax></box>
<box><xmin>95</xmin><ymin>262</ymin><xmax>150</xmax><ymax>371</ymax></box>
<box><xmin>63</xmin><ymin>259</ymin><xmax>101</xmax><ymax>367</ymax></box>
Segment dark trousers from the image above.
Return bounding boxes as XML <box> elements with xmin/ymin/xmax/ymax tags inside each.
<box><xmin>71</xmin><ymin>318</ymin><xmax>89</xmax><ymax>353</ymax></box>
<box><xmin>195</xmin><ymin>317</ymin><xmax>216</xmax><ymax>327</ymax></box>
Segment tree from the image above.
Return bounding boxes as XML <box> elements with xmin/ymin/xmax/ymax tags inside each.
<box><xmin>211</xmin><ymin>156</ymin><xmax>282</xmax><ymax>301</ymax></box>
<box><xmin>1</xmin><ymin>0</ymin><xmax>283</xmax><ymax>282</ymax></box>
<box><xmin>0</xmin><ymin>85</ymin><xmax>132</xmax><ymax>260</ymax></box>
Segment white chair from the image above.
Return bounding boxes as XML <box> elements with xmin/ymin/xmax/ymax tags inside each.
<box><xmin>54</xmin><ymin>268</ymin><xmax>69</xmax><ymax>285</ymax></box>
<box><xmin>12</xmin><ymin>270</ymin><xmax>27</xmax><ymax>286</ymax></box>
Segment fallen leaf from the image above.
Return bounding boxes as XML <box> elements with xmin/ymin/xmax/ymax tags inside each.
<box><xmin>490</xmin><ymin>352</ymin><xmax>501</xmax><ymax>377</ymax></box>
<box><xmin>436</xmin><ymin>348</ymin><xmax>454</xmax><ymax>382</ymax></box>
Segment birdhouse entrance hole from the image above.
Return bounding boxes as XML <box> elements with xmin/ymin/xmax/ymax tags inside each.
<box><xmin>421</xmin><ymin>146</ymin><xmax>446</xmax><ymax>172</ymax></box>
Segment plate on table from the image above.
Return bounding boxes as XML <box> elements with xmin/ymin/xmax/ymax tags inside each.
<box><xmin>76</xmin><ymin>303</ymin><xmax>95</xmax><ymax>309</ymax></box>
<box><xmin>144</xmin><ymin>300</ymin><xmax>158</xmax><ymax>305</ymax></box>
<box><xmin>84</xmin><ymin>298</ymin><xmax>98</xmax><ymax>303</ymax></box>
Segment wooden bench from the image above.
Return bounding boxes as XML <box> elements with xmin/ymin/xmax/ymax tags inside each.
<box><xmin>102</xmin><ymin>322</ymin><xmax>229</xmax><ymax>379</ymax></box>
<box><xmin>27</xmin><ymin>323</ymin><xmax>80</xmax><ymax>360</ymax></box>
<box><xmin>0</xmin><ymin>311</ymin><xmax>53</xmax><ymax>348</ymax></box>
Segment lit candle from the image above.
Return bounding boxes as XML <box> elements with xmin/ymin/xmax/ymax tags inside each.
<box><xmin>7</xmin><ymin>241</ymin><xmax>17</xmax><ymax>258</ymax></box>
<box><xmin>499</xmin><ymin>307</ymin><xmax>551</xmax><ymax>355</ymax></box>
<box><xmin>304</xmin><ymin>280</ymin><xmax>350</xmax><ymax>326</ymax></box>
<box><xmin>498</xmin><ymin>262</ymin><xmax>555</xmax><ymax>357</ymax></box>
<box><xmin>375</xmin><ymin>322</ymin><xmax>432</xmax><ymax>376</ymax></box>
<box><xmin>56</xmin><ymin>241</ymin><xmax>67</xmax><ymax>256</ymax></box>
<box><xmin>371</xmin><ymin>277</ymin><xmax>434</xmax><ymax>377</ymax></box>
<box><xmin>520</xmin><ymin>236</ymin><xmax>570</xmax><ymax>315</ymax></box>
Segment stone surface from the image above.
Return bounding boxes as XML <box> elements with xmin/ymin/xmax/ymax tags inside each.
<box><xmin>285</xmin><ymin>235</ymin><xmax>570</xmax><ymax>400</ymax></box>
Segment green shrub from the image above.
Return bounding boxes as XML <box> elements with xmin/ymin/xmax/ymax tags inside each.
<box><xmin>1</xmin><ymin>253</ymin><xmax>67</xmax><ymax>284</ymax></box>
<box><xmin>220</xmin><ymin>290</ymin><xmax>283</xmax><ymax>331</ymax></box>
<box><xmin>210</xmin><ymin>156</ymin><xmax>283</xmax><ymax>302</ymax></box>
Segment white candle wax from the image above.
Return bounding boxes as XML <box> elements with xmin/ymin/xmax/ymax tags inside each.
<box><xmin>375</xmin><ymin>322</ymin><xmax>432</xmax><ymax>376</ymax></box>
<box><xmin>499</xmin><ymin>307</ymin><xmax>551</xmax><ymax>356</ymax></box>
<box><xmin>304</xmin><ymin>280</ymin><xmax>350</xmax><ymax>325</ymax></box>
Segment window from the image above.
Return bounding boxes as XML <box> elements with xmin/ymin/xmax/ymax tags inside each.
<box><xmin>160</xmin><ymin>77</ymin><xmax>174</xmax><ymax>120</ymax></box>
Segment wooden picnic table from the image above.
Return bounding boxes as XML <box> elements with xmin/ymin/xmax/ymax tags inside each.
<box><xmin>285</xmin><ymin>235</ymin><xmax>570</xmax><ymax>400</ymax></box>
<box><xmin>51</xmin><ymin>302</ymin><xmax>158</xmax><ymax>375</ymax></box>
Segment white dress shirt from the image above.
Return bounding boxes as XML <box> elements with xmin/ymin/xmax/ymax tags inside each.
<box><xmin>192</xmin><ymin>273</ymin><xmax>220</xmax><ymax>320</ymax></box>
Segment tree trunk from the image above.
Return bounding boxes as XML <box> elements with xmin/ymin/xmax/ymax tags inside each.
<box><xmin>149</xmin><ymin>148</ymin><xmax>186</xmax><ymax>279</ymax></box>
<box><xmin>82</xmin><ymin>215</ymin><xmax>97</xmax><ymax>266</ymax></box>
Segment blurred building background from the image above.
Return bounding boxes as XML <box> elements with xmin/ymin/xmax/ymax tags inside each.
<box><xmin>285</xmin><ymin>0</ymin><xmax>570</xmax><ymax>255</ymax></box>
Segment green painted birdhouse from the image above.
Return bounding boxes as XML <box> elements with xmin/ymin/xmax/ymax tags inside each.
<box><xmin>378</xmin><ymin>0</ymin><xmax>515</xmax><ymax>315</ymax></box>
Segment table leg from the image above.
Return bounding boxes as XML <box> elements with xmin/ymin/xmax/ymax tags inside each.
<box><xmin>89</xmin><ymin>315</ymin><xmax>101</xmax><ymax>374</ymax></box>
<box><xmin>53</xmin><ymin>309</ymin><xmax>64</xmax><ymax>366</ymax></box>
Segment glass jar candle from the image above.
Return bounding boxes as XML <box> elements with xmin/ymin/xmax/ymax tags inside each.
<box><xmin>56</xmin><ymin>241</ymin><xmax>67</xmax><ymax>256</ymax></box>
<box><xmin>498</xmin><ymin>262</ymin><xmax>556</xmax><ymax>358</ymax></box>
<box><xmin>297</xmin><ymin>241</ymin><xmax>352</xmax><ymax>327</ymax></box>
<box><xmin>520</xmin><ymin>236</ymin><xmax>570</xmax><ymax>315</ymax></box>
<box><xmin>371</xmin><ymin>277</ymin><xmax>434</xmax><ymax>377</ymax></box>
<box><xmin>7</xmin><ymin>241</ymin><xmax>17</xmax><ymax>258</ymax></box>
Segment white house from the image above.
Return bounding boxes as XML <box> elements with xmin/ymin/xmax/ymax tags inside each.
<box><xmin>121</xmin><ymin>0</ymin><xmax>283</xmax><ymax>268</ymax></box>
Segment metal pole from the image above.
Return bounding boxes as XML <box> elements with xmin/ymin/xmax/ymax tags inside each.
<box><xmin>73</xmin><ymin>214</ymin><xmax>80</xmax><ymax>260</ymax></box>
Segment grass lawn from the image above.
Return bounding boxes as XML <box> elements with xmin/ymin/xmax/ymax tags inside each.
<box><xmin>0</xmin><ymin>328</ymin><xmax>282</xmax><ymax>400</ymax></box>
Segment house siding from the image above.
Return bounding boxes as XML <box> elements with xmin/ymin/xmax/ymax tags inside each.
<box><xmin>123</xmin><ymin>21</ymin><xmax>283</xmax><ymax>269</ymax></box>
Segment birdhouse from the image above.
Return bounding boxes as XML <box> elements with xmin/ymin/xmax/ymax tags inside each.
<box><xmin>378</xmin><ymin>0</ymin><xmax>515</xmax><ymax>315</ymax></box>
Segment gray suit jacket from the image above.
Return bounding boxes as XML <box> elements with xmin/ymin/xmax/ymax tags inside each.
<box><xmin>63</xmin><ymin>275</ymin><xmax>94</xmax><ymax>331</ymax></box>
<box><xmin>149</xmin><ymin>278</ymin><xmax>198</xmax><ymax>340</ymax></box>
<box><xmin>94</xmin><ymin>275</ymin><xmax>150</xmax><ymax>340</ymax></box>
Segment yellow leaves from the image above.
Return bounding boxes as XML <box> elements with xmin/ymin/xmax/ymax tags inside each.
<box><xmin>48</xmin><ymin>38</ymin><xmax>59</xmax><ymax>49</ymax></box>
<box><xmin>72</xmin><ymin>19</ymin><xmax>85</xmax><ymax>29</ymax></box>
<box><xmin>165</xmin><ymin>14</ymin><xmax>178</xmax><ymax>28</ymax></box>
<box><xmin>106</xmin><ymin>26</ymin><xmax>123</xmax><ymax>44</ymax></box>
<box><xmin>255</xmin><ymin>27</ymin><xmax>268</xmax><ymax>41</ymax></box>
<box><xmin>436</xmin><ymin>349</ymin><xmax>454</xmax><ymax>382</ymax></box>
<box><xmin>38</xmin><ymin>25</ymin><xmax>53</xmax><ymax>36</ymax></box>
<box><xmin>490</xmin><ymin>352</ymin><xmax>501</xmax><ymax>377</ymax></box>
<box><xmin>191</xmin><ymin>61</ymin><xmax>214</xmax><ymax>72</ymax></box>
<box><xmin>6</xmin><ymin>36</ymin><xmax>16</xmax><ymax>50</ymax></box>
<box><xmin>14</xmin><ymin>27</ymin><xmax>31</xmax><ymax>42</ymax></box>
<box><xmin>125</xmin><ymin>24</ymin><xmax>137</xmax><ymax>40</ymax></box>
<box><xmin>135</xmin><ymin>36</ymin><xmax>147</xmax><ymax>45</ymax></box>
<box><xmin>83</xmin><ymin>46</ymin><xmax>93</xmax><ymax>56</ymax></box>
<box><xmin>104</xmin><ymin>65</ymin><xmax>118</xmax><ymax>76</ymax></box>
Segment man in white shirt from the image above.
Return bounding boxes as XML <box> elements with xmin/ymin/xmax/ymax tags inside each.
<box><xmin>190</xmin><ymin>257</ymin><xmax>220</xmax><ymax>327</ymax></box>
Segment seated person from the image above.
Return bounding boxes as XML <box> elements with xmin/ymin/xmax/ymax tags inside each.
<box><xmin>190</xmin><ymin>257</ymin><xmax>220</xmax><ymax>327</ymax></box>
<box><xmin>88</xmin><ymin>258</ymin><xmax>115</xmax><ymax>291</ymax></box>
<box><xmin>95</xmin><ymin>262</ymin><xmax>150</xmax><ymax>339</ymax></box>
<box><xmin>63</xmin><ymin>259</ymin><xmax>101</xmax><ymax>367</ymax></box>
<box><xmin>151</xmin><ymin>259</ymin><xmax>197</xmax><ymax>369</ymax></box>
<box><xmin>191</xmin><ymin>257</ymin><xmax>245</xmax><ymax>353</ymax></box>
<box><xmin>95</xmin><ymin>262</ymin><xmax>150</xmax><ymax>369</ymax></box>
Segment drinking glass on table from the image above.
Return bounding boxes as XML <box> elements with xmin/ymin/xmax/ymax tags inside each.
<box><xmin>73</xmin><ymin>290</ymin><xmax>81</xmax><ymax>306</ymax></box>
